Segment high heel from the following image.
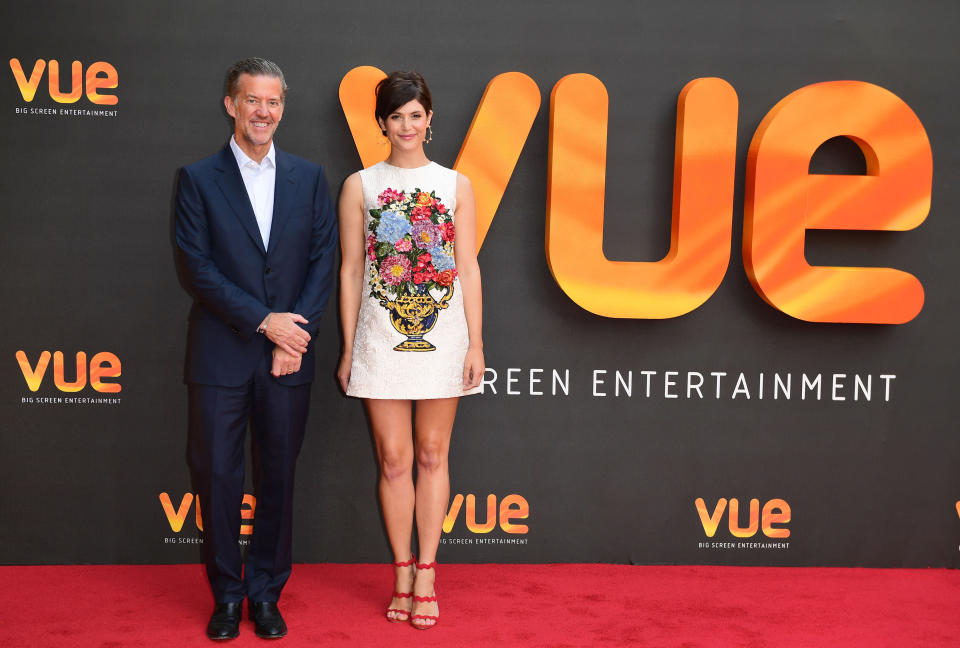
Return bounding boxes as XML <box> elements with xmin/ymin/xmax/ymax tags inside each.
<box><xmin>386</xmin><ymin>556</ymin><xmax>416</xmax><ymax>623</ymax></box>
<box><xmin>410</xmin><ymin>561</ymin><xmax>439</xmax><ymax>630</ymax></box>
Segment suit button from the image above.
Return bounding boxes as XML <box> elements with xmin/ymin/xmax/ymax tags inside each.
<box><xmin>265</xmin><ymin>267</ymin><xmax>272</xmax><ymax>274</ymax></box>
<box><xmin>231</xmin><ymin>325</ymin><xmax>239</xmax><ymax>334</ymax></box>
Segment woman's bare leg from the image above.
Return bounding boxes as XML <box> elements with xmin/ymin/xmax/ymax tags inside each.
<box><xmin>366</xmin><ymin>399</ymin><xmax>416</xmax><ymax>620</ymax></box>
<box><xmin>410</xmin><ymin>396</ymin><xmax>459</xmax><ymax>627</ymax></box>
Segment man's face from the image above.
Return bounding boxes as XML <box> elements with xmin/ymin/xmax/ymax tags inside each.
<box><xmin>224</xmin><ymin>73</ymin><xmax>284</xmax><ymax>152</ymax></box>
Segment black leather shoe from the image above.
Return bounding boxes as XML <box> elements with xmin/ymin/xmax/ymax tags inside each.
<box><xmin>206</xmin><ymin>601</ymin><xmax>242</xmax><ymax>640</ymax></box>
<box><xmin>249</xmin><ymin>601</ymin><xmax>287</xmax><ymax>639</ymax></box>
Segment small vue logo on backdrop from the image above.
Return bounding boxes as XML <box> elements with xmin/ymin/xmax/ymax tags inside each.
<box><xmin>10</xmin><ymin>57</ymin><xmax>118</xmax><ymax>117</ymax></box>
<box><xmin>159</xmin><ymin>492</ymin><xmax>256</xmax><ymax>542</ymax></box>
<box><xmin>441</xmin><ymin>492</ymin><xmax>530</xmax><ymax>547</ymax></box>
<box><xmin>443</xmin><ymin>493</ymin><xmax>529</xmax><ymax>534</ymax></box>
<box><xmin>695</xmin><ymin>497</ymin><xmax>791</xmax><ymax>550</ymax></box>
<box><xmin>16</xmin><ymin>350</ymin><xmax>121</xmax><ymax>392</ymax></box>
<box><xmin>16</xmin><ymin>350</ymin><xmax>122</xmax><ymax>406</ymax></box>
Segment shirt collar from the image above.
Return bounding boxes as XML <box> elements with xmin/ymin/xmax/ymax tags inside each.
<box><xmin>229</xmin><ymin>135</ymin><xmax>276</xmax><ymax>170</ymax></box>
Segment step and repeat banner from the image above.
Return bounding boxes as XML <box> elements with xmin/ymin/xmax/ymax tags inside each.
<box><xmin>2</xmin><ymin>1</ymin><xmax>958</xmax><ymax>567</ymax></box>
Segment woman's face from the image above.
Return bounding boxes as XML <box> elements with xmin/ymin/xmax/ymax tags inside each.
<box><xmin>379</xmin><ymin>99</ymin><xmax>432</xmax><ymax>151</ymax></box>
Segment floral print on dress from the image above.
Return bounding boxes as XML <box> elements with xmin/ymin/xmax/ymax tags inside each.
<box><xmin>367</xmin><ymin>188</ymin><xmax>458</xmax><ymax>351</ymax></box>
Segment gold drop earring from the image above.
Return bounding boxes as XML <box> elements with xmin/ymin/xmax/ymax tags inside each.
<box><xmin>424</xmin><ymin>125</ymin><xmax>433</xmax><ymax>144</ymax></box>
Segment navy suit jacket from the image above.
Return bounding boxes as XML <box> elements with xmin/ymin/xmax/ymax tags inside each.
<box><xmin>175</xmin><ymin>145</ymin><xmax>338</xmax><ymax>387</ymax></box>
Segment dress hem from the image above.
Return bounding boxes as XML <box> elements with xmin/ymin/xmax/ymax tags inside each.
<box><xmin>345</xmin><ymin>389</ymin><xmax>482</xmax><ymax>400</ymax></box>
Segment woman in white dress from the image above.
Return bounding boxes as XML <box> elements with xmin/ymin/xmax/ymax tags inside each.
<box><xmin>337</xmin><ymin>71</ymin><xmax>484</xmax><ymax>629</ymax></box>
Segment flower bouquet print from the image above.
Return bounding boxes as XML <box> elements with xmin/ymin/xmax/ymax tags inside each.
<box><xmin>367</xmin><ymin>187</ymin><xmax>459</xmax><ymax>351</ymax></box>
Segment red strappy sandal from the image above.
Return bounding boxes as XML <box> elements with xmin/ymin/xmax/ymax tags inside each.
<box><xmin>385</xmin><ymin>556</ymin><xmax>416</xmax><ymax>623</ymax></box>
<box><xmin>410</xmin><ymin>561</ymin><xmax>439</xmax><ymax>630</ymax></box>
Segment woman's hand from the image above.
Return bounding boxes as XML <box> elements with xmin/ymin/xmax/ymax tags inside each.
<box><xmin>462</xmin><ymin>346</ymin><xmax>485</xmax><ymax>390</ymax></box>
<box><xmin>337</xmin><ymin>352</ymin><xmax>352</xmax><ymax>393</ymax></box>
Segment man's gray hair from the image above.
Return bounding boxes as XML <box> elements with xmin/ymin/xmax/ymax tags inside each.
<box><xmin>225</xmin><ymin>57</ymin><xmax>288</xmax><ymax>100</ymax></box>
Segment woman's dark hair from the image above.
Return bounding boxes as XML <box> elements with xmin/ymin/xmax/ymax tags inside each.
<box><xmin>375</xmin><ymin>71</ymin><xmax>432</xmax><ymax>132</ymax></box>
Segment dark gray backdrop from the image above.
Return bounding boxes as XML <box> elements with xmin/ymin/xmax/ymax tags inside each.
<box><xmin>2</xmin><ymin>0</ymin><xmax>958</xmax><ymax>567</ymax></box>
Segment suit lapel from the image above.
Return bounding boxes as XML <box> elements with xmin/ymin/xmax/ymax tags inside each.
<box><xmin>213</xmin><ymin>146</ymin><xmax>267</xmax><ymax>255</ymax></box>
<box><xmin>267</xmin><ymin>150</ymin><xmax>298</xmax><ymax>257</ymax></box>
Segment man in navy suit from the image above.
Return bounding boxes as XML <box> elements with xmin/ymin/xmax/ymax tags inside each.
<box><xmin>175</xmin><ymin>58</ymin><xmax>337</xmax><ymax>640</ymax></box>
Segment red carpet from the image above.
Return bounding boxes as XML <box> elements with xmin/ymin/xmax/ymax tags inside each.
<box><xmin>1</xmin><ymin>564</ymin><xmax>957</xmax><ymax>647</ymax></box>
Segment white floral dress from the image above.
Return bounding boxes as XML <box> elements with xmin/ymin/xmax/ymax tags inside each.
<box><xmin>346</xmin><ymin>161</ymin><xmax>480</xmax><ymax>399</ymax></box>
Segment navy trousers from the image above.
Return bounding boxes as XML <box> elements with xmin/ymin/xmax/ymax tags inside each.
<box><xmin>187</xmin><ymin>349</ymin><xmax>311</xmax><ymax>603</ymax></box>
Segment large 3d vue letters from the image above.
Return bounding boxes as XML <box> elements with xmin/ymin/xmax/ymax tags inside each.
<box><xmin>546</xmin><ymin>75</ymin><xmax>739</xmax><ymax>318</ymax></box>
<box><xmin>744</xmin><ymin>81</ymin><xmax>931</xmax><ymax>324</ymax></box>
<box><xmin>341</xmin><ymin>69</ymin><xmax>930</xmax><ymax>323</ymax></box>
<box><xmin>339</xmin><ymin>66</ymin><xmax>541</xmax><ymax>250</ymax></box>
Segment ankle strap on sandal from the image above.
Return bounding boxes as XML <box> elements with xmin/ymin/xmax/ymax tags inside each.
<box><xmin>393</xmin><ymin>555</ymin><xmax>417</xmax><ymax>567</ymax></box>
<box><xmin>415</xmin><ymin>561</ymin><xmax>437</xmax><ymax>570</ymax></box>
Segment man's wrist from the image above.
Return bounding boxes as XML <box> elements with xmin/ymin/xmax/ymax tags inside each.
<box><xmin>257</xmin><ymin>313</ymin><xmax>272</xmax><ymax>335</ymax></box>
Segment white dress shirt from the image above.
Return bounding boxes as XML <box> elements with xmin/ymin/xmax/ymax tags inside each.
<box><xmin>229</xmin><ymin>135</ymin><xmax>276</xmax><ymax>249</ymax></box>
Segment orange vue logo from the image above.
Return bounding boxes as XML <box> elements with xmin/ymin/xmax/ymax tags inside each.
<box><xmin>442</xmin><ymin>493</ymin><xmax>529</xmax><ymax>534</ymax></box>
<box><xmin>696</xmin><ymin>497</ymin><xmax>790</xmax><ymax>539</ymax></box>
<box><xmin>341</xmin><ymin>68</ymin><xmax>930</xmax><ymax>324</ymax></box>
<box><xmin>159</xmin><ymin>492</ymin><xmax>257</xmax><ymax>535</ymax></box>
<box><xmin>9</xmin><ymin>58</ymin><xmax>118</xmax><ymax>105</ymax></box>
<box><xmin>16</xmin><ymin>350</ymin><xmax>121</xmax><ymax>393</ymax></box>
